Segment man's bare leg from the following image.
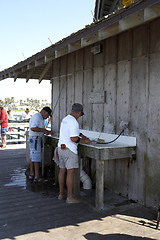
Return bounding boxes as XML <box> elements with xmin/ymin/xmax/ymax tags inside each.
<box><xmin>29</xmin><ymin>159</ymin><xmax>34</xmax><ymax>177</ymax></box>
<box><xmin>1</xmin><ymin>134</ymin><xmax>6</xmax><ymax>146</ymax></box>
<box><xmin>59</xmin><ymin>168</ymin><xmax>66</xmax><ymax>195</ymax></box>
<box><xmin>34</xmin><ymin>162</ymin><xmax>40</xmax><ymax>179</ymax></box>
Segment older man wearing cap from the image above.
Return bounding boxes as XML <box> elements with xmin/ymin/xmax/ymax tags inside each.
<box><xmin>58</xmin><ymin>103</ymin><xmax>90</xmax><ymax>203</ymax></box>
<box><xmin>28</xmin><ymin>106</ymin><xmax>54</xmax><ymax>182</ymax></box>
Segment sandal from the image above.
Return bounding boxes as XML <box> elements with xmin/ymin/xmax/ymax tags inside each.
<box><xmin>28</xmin><ymin>175</ymin><xmax>34</xmax><ymax>180</ymax></box>
<box><xmin>34</xmin><ymin>178</ymin><xmax>48</xmax><ymax>183</ymax></box>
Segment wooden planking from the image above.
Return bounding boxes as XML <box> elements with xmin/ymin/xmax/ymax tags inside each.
<box><xmin>150</xmin><ymin>18</ymin><xmax>160</xmax><ymax>54</ymax></box>
<box><xmin>52</xmin><ymin>77</ymin><xmax>60</xmax><ymax>133</ymax></box>
<box><xmin>84</xmin><ymin>46</ymin><xmax>92</xmax><ymax>70</ymax></box>
<box><xmin>60</xmin><ymin>55</ymin><xmax>67</xmax><ymax>76</ymax></box>
<box><xmin>67</xmin><ymin>52</ymin><xmax>75</xmax><ymax>74</ymax></box>
<box><xmin>104</xmin><ymin>36</ymin><xmax>117</xmax><ymax>64</ymax></box>
<box><xmin>131</xmin><ymin>56</ymin><xmax>149</xmax><ymax>138</ymax></box>
<box><xmin>104</xmin><ymin>63</ymin><xmax>117</xmax><ymax>133</ymax></box>
<box><xmin>116</xmin><ymin>60</ymin><xmax>131</xmax><ymax>131</ymax></box>
<box><xmin>145</xmin><ymin>52</ymin><xmax>160</xmax><ymax>206</ymax></box>
<box><xmin>92</xmin><ymin>67</ymin><xmax>104</xmax><ymax>131</ymax></box>
<box><xmin>75</xmin><ymin>49</ymin><xmax>83</xmax><ymax>72</ymax></box>
<box><xmin>93</xmin><ymin>48</ymin><xmax>103</xmax><ymax>68</ymax></box>
<box><xmin>50</xmin><ymin>17</ymin><xmax>160</xmax><ymax>207</ymax></box>
<box><xmin>59</xmin><ymin>76</ymin><xmax>67</xmax><ymax>124</ymax></box>
<box><xmin>129</xmin><ymin>56</ymin><xmax>149</xmax><ymax>202</ymax></box>
<box><xmin>118</xmin><ymin>31</ymin><xmax>132</xmax><ymax>61</ymax></box>
<box><xmin>67</xmin><ymin>74</ymin><xmax>74</xmax><ymax>114</ymax></box>
<box><xmin>83</xmin><ymin>69</ymin><xmax>92</xmax><ymax>130</ymax></box>
<box><xmin>52</xmin><ymin>58</ymin><xmax>60</xmax><ymax>78</ymax></box>
<box><xmin>75</xmin><ymin>71</ymin><xmax>83</xmax><ymax>128</ymax></box>
<box><xmin>133</xmin><ymin>24</ymin><xmax>149</xmax><ymax>58</ymax></box>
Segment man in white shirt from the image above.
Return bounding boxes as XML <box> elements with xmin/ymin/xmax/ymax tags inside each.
<box><xmin>58</xmin><ymin>103</ymin><xmax>90</xmax><ymax>203</ymax></box>
<box><xmin>29</xmin><ymin>106</ymin><xmax>54</xmax><ymax>182</ymax></box>
<box><xmin>21</xmin><ymin>108</ymin><xmax>31</xmax><ymax>122</ymax></box>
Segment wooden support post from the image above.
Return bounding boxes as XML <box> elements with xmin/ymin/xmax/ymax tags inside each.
<box><xmin>96</xmin><ymin>159</ymin><xmax>104</xmax><ymax>210</ymax></box>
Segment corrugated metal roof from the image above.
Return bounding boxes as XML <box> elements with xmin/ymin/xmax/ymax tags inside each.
<box><xmin>94</xmin><ymin>0</ymin><xmax>121</xmax><ymax>20</ymax></box>
<box><xmin>94</xmin><ymin>0</ymin><xmax>142</xmax><ymax>20</ymax></box>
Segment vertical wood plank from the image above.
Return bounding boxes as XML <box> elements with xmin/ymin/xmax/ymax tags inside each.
<box><xmin>104</xmin><ymin>63</ymin><xmax>117</xmax><ymax>133</ymax></box>
<box><xmin>92</xmin><ymin>67</ymin><xmax>104</xmax><ymax>131</ymax></box>
<box><xmin>52</xmin><ymin>77</ymin><xmax>60</xmax><ymax>133</ymax></box>
<box><xmin>83</xmin><ymin>69</ymin><xmax>92</xmax><ymax>130</ymax></box>
<box><xmin>67</xmin><ymin>74</ymin><xmax>74</xmax><ymax>114</ymax></box>
<box><xmin>117</xmin><ymin>60</ymin><xmax>131</xmax><ymax>130</ymax></box>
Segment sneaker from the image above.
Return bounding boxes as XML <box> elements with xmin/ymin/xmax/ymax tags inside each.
<box><xmin>58</xmin><ymin>194</ymin><xmax>67</xmax><ymax>200</ymax></box>
<box><xmin>1</xmin><ymin>145</ymin><xmax>6</xmax><ymax>149</ymax></box>
<box><xmin>66</xmin><ymin>198</ymin><xmax>81</xmax><ymax>204</ymax></box>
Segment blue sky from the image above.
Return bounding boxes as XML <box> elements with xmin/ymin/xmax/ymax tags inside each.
<box><xmin>0</xmin><ymin>0</ymin><xmax>95</xmax><ymax>101</ymax></box>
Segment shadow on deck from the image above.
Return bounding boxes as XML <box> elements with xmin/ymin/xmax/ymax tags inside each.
<box><xmin>0</xmin><ymin>145</ymin><xmax>159</xmax><ymax>240</ymax></box>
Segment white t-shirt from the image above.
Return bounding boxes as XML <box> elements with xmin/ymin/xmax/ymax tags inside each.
<box><xmin>58</xmin><ymin>115</ymin><xmax>80</xmax><ymax>154</ymax></box>
<box><xmin>29</xmin><ymin>112</ymin><xmax>45</xmax><ymax>137</ymax></box>
<box><xmin>21</xmin><ymin>112</ymin><xmax>31</xmax><ymax>120</ymax></box>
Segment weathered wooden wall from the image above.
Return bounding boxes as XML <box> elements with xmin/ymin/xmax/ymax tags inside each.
<box><xmin>51</xmin><ymin>18</ymin><xmax>160</xmax><ymax>208</ymax></box>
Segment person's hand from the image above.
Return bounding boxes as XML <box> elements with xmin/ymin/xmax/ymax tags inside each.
<box><xmin>44</xmin><ymin>129</ymin><xmax>54</xmax><ymax>135</ymax></box>
<box><xmin>50</xmin><ymin>131</ymin><xmax>54</xmax><ymax>136</ymax></box>
<box><xmin>81</xmin><ymin>135</ymin><xmax>90</xmax><ymax>144</ymax></box>
<box><xmin>84</xmin><ymin>137</ymin><xmax>90</xmax><ymax>144</ymax></box>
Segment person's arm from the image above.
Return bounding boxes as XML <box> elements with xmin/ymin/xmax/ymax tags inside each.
<box><xmin>70</xmin><ymin>133</ymin><xmax>90</xmax><ymax>144</ymax></box>
<box><xmin>0</xmin><ymin>111</ymin><xmax>5</xmax><ymax>124</ymax></box>
<box><xmin>31</xmin><ymin>127</ymin><xmax>54</xmax><ymax>136</ymax></box>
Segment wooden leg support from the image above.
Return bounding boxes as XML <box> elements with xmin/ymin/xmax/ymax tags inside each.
<box><xmin>96</xmin><ymin>160</ymin><xmax>104</xmax><ymax>210</ymax></box>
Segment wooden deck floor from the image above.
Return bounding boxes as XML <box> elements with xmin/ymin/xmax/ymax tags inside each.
<box><xmin>0</xmin><ymin>144</ymin><xmax>159</xmax><ymax>240</ymax></box>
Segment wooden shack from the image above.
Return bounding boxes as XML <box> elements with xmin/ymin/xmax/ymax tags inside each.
<box><xmin>0</xmin><ymin>0</ymin><xmax>160</xmax><ymax>208</ymax></box>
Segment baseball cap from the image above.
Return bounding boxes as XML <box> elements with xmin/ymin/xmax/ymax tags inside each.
<box><xmin>42</xmin><ymin>106</ymin><xmax>52</xmax><ymax>117</ymax></box>
<box><xmin>71</xmin><ymin>103</ymin><xmax>84</xmax><ymax>115</ymax></box>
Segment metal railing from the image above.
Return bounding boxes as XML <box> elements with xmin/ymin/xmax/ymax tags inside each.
<box><xmin>1</xmin><ymin>122</ymin><xmax>29</xmax><ymax>144</ymax></box>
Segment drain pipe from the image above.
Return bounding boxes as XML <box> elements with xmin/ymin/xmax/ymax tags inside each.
<box><xmin>80</xmin><ymin>169</ymin><xmax>92</xmax><ymax>189</ymax></box>
<box><xmin>79</xmin><ymin>158</ymin><xmax>92</xmax><ymax>190</ymax></box>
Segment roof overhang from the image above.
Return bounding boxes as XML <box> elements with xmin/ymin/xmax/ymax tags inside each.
<box><xmin>0</xmin><ymin>0</ymin><xmax>160</xmax><ymax>83</ymax></box>
<box><xmin>94</xmin><ymin>0</ymin><xmax>121</xmax><ymax>20</ymax></box>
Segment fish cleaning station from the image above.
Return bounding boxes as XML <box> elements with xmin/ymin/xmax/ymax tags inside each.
<box><xmin>1</xmin><ymin>0</ymin><xmax>160</xmax><ymax>212</ymax></box>
<box><xmin>41</xmin><ymin>130</ymin><xmax>136</xmax><ymax>210</ymax></box>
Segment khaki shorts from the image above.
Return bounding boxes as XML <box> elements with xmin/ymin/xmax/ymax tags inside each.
<box><xmin>58</xmin><ymin>147</ymin><xmax>79</xmax><ymax>169</ymax></box>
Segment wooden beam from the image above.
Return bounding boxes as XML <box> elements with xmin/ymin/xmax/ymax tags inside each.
<box><xmin>68</xmin><ymin>40</ymin><xmax>81</xmax><ymax>53</ymax></box>
<box><xmin>81</xmin><ymin>32</ymin><xmax>98</xmax><ymax>47</ymax></box>
<box><xmin>98</xmin><ymin>22</ymin><xmax>119</xmax><ymax>40</ymax></box>
<box><xmin>39</xmin><ymin>62</ymin><xmax>52</xmax><ymax>83</ymax></box>
<box><xmin>26</xmin><ymin>69</ymin><xmax>35</xmax><ymax>83</ymax></box>
<box><xmin>144</xmin><ymin>2</ymin><xmax>160</xmax><ymax>21</ymax></box>
<box><xmin>45</xmin><ymin>53</ymin><xmax>55</xmax><ymax>63</ymax></box>
<box><xmin>27</xmin><ymin>63</ymin><xmax>35</xmax><ymax>70</ymax></box>
<box><xmin>13</xmin><ymin>70</ymin><xmax>21</xmax><ymax>82</ymax></box>
<box><xmin>35</xmin><ymin>58</ymin><xmax>45</xmax><ymax>67</ymax></box>
<box><xmin>55</xmin><ymin>46</ymin><xmax>68</xmax><ymax>58</ymax></box>
<box><xmin>14</xmin><ymin>74</ymin><xmax>18</xmax><ymax>82</ymax></box>
<box><xmin>119</xmin><ymin>10</ymin><xmax>144</xmax><ymax>32</ymax></box>
<box><xmin>9</xmin><ymin>72</ymin><xmax>14</xmax><ymax>78</ymax></box>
